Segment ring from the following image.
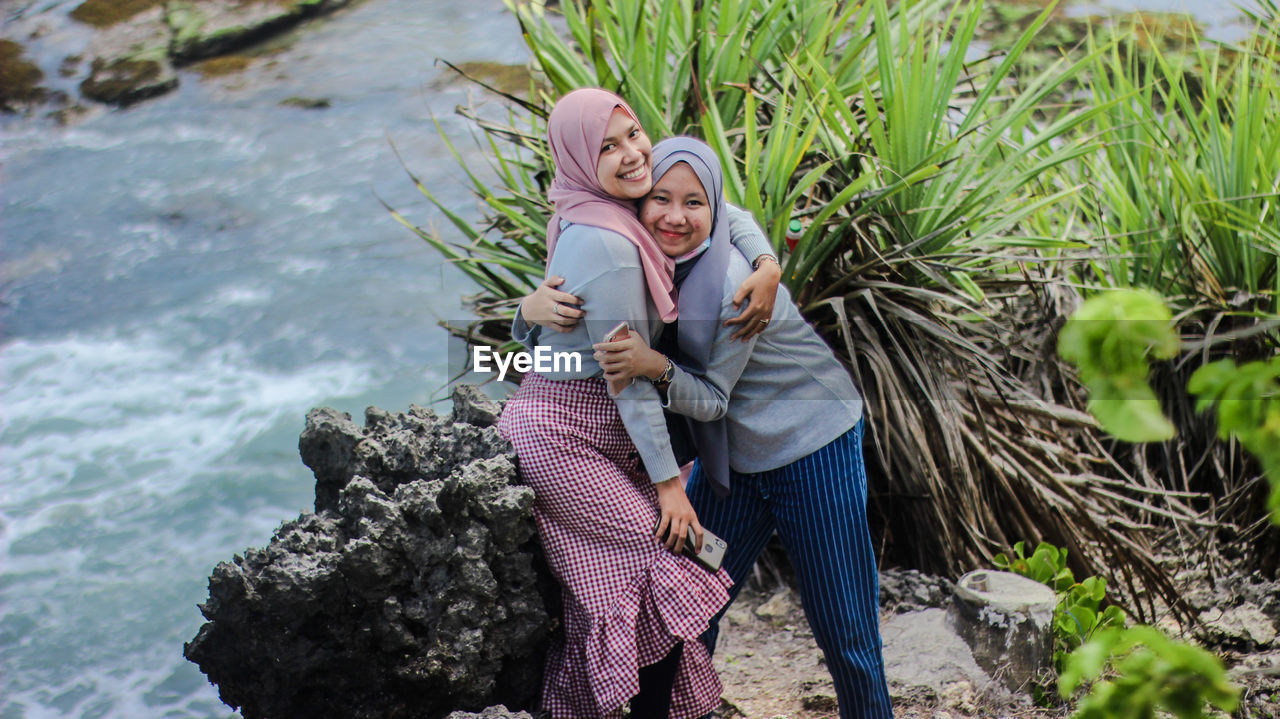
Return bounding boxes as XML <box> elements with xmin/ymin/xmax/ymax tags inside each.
<box><xmin>552</xmin><ymin>304</ymin><xmax>561</xmax><ymax>316</ymax></box>
<box><xmin>759</xmin><ymin>319</ymin><xmax>770</xmax><ymax>325</ymax></box>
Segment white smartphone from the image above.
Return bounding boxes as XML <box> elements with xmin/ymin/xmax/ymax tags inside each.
<box><xmin>654</xmin><ymin>521</ymin><xmax>728</xmax><ymax>573</ymax></box>
<box><xmin>601</xmin><ymin>321</ymin><xmax>630</xmax><ymax>343</ymax></box>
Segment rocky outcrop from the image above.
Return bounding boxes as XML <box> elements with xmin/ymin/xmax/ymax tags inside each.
<box><xmin>76</xmin><ymin>5</ymin><xmax>177</xmax><ymax>106</ymax></box>
<box><xmin>185</xmin><ymin>387</ymin><xmax>553</xmax><ymax>719</ymax></box>
<box><xmin>168</xmin><ymin>0</ymin><xmax>351</xmax><ymax>63</ymax></box>
<box><xmin>66</xmin><ymin>0</ymin><xmax>354</xmax><ymax>107</ymax></box>
<box><xmin>445</xmin><ymin>707</ymin><xmax>536</xmax><ymax>719</ymax></box>
<box><xmin>1</xmin><ymin>39</ymin><xmax>49</xmax><ymax>112</ymax></box>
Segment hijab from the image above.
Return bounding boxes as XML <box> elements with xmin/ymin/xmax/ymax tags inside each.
<box><xmin>545</xmin><ymin>88</ymin><xmax>677</xmax><ymax>323</ymax></box>
<box><xmin>649</xmin><ymin>137</ymin><xmax>735</xmax><ymax>496</ymax></box>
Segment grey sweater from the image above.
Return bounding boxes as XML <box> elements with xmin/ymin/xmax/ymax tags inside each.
<box><xmin>663</xmin><ymin>250</ymin><xmax>863</xmax><ymax>473</ymax></box>
<box><xmin>512</xmin><ymin>207</ymin><xmax>773</xmax><ymax>483</ymax></box>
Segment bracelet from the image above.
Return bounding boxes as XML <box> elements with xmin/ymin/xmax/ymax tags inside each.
<box><xmin>650</xmin><ymin>358</ymin><xmax>675</xmax><ymax>385</ymax></box>
<box><xmin>752</xmin><ymin>255</ymin><xmax>780</xmax><ymax>270</ymax></box>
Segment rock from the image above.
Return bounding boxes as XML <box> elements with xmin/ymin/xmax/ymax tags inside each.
<box><xmin>1</xmin><ymin>39</ymin><xmax>49</xmax><ymax>112</ymax></box>
<box><xmin>168</xmin><ymin>0</ymin><xmax>352</xmax><ymax>64</ymax></box>
<box><xmin>754</xmin><ymin>587</ymin><xmax>795</xmax><ymax>624</ymax></box>
<box><xmin>77</xmin><ymin>5</ymin><xmax>177</xmax><ymax>106</ymax></box>
<box><xmin>186</xmin><ymin>390</ymin><xmax>553</xmax><ymax>719</ymax></box>
<box><xmin>279</xmin><ymin>95</ymin><xmax>331</xmax><ymax>109</ymax></box>
<box><xmin>61</xmin><ymin>0</ymin><xmax>356</xmax><ymax>106</ymax></box>
<box><xmin>882</xmin><ymin>609</ymin><xmax>999</xmax><ymax>695</ymax></box>
<box><xmin>80</xmin><ymin>56</ymin><xmax>177</xmax><ymax>105</ymax></box>
<box><xmin>445</xmin><ymin>706</ymin><xmax>536</xmax><ymax>719</ymax></box>
<box><xmin>299</xmin><ymin>402</ymin><xmax>512</xmax><ymax>514</ymax></box>
<box><xmin>451</xmin><ymin>384</ymin><xmax>503</xmax><ymax>428</ymax></box>
<box><xmin>946</xmin><ymin>570</ymin><xmax>1056</xmax><ymax>693</ymax></box>
<box><xmin>880</xmin><ymin>567</ymin><xmax>954</xmax><ymax>613</ymax></box>
<box><xmin>1199</xmin><ymin>604</ymin><xmax>1278</xmax><ymax>651</ymax></box>
<box><xmin>69</xmin><ymin>0</ymin><xmax>165</xmax><ymax>27</ymax></box>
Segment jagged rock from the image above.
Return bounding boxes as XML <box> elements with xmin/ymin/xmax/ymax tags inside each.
<box><xmin>445</xmin><ymin>707</ymin><xmax>536</xmax><ymax>719</ymax></box>
<box><xmin>880</xmin><ymin>568</ymin><xmax>954</xmax><ymax>613</ymax></box>
<box><xmin>299</xmin><ymin>399</ymin><xmax>511</xmax><ymax>514</ymax></box>
<box><xmin>168</xmin><ymin>0</ymin><xmax>352</xmax><ymax>64</ymax></box>
<box><xmin>186</xmin><ymin>391</ymin><xmax>552</xmax><ymax>719</ymax></box>
<box><xmin>451</xmin><ymin>384</ymin><xmax>503</xmax><ymax>428</ymax></box>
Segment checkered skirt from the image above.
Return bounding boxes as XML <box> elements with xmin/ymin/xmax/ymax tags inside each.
<box><xmin>499</xmin><ymin>373</ymin><xmax>732</xmax><ymax>719</ymax></box>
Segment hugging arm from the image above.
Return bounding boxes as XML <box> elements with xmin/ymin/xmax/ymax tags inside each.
<box><xmin>520</xmin><ymin>205</ymin><xmax>780</xmax><ymax>339</ymax></box>
<box><xmin>724</xmin><ymin>205</ymin><xmax>781</xmax><ymax>340</ymax></box>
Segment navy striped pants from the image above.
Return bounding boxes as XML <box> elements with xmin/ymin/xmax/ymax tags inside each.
<box><xmin>686</xmin><ymin>419</ymin><xmax>893</xmax><ymax>719</ymax></box>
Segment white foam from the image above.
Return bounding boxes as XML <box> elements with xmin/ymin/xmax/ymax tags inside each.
<box><xmin>1</xmin><ymin>327</ymin><xmax>374</xmax><ymax>717</ymax></box>
<box><xmin>0</xmin><ymin>329</ymin><xmax>369</xmax><ymax>513</ymax></box>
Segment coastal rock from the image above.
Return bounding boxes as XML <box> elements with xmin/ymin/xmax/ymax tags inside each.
<box><xmin>1</xmin><ymin>39</ymin><xmax>49</xmax><ymax>112</ymax></box>
<box><xmin>299</xmin><ymin>386</ymin><xmax>511</xmax><ymax>514</ymax></box>
<box><xmin>76</xmin><ymin>5</ymin><xmax>177</xmax><ymax>106</ymax></box>
<box><xmin>185</xmin><ymin>390</ymin><xmax>552</xmax><ymax>718</ymax></box>
<box><xmin>445</xmin><ymin>707</ymin><xmax>536</xmax><ymax>719</ymax></box>
<box><xmin>168</xmin><ymin>0</ymin><xmax>353</xmax><ymax>63</ymax></box>
<box><xmin>63</xmin><ymin>0</ymin><xmax>355</xmax><ymax>106</ymax></box>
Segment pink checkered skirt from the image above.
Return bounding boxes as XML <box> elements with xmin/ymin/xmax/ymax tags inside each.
<box><xmin>498</xmin><ymin>373</ymin><xmax>732</xmax><ymax>719</ymax></box>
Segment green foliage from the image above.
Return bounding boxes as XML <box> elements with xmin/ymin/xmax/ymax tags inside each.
<box><xmin>1071</xmin><ymin>20</ymin><xmax>1280</xmax><ymax>315</ymax></box>
<box><xmin>1057</xmin><ymin>289</ymin><xmax>1180</xmax><ymax>442</ymax></box>
<box><xmin>1189</xmin><ymin>358</ymin><xmax>1280</xmax><ymax>524</ymax></box>
<box><xmin>993</xmin><ymin>540</ymin><xmax>1074</xmax><ymax>592</ymax></box>
<box><xmin>1059</xmin><ymin>626</ymin><xmax>1240</xmax><ymax>719</ymax></box>
<box><xmin>994</xmin><ymin>541</ymin><xmax>1126</xmax><ymax>669</ymax></box>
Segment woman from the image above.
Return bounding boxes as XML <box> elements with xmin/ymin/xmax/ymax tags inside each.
<box><xmin>591</xmin><ymin>137</ymin><xmax>895</xmax><ymax>719</ymax></box>
<box><xmin>497</xmin><ymin>89</ymin><xmax>775</xmax><ymax>719</ymax></box>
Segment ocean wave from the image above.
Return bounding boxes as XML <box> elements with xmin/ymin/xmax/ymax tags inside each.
<box><xmin>0</xmin><ymin>328</ymin><xmax>376</xmax><ymax>718</ymax></box>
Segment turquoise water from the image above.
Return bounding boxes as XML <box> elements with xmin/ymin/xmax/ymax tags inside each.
<box><xmin>0</xmin><ymin>0</ymin><xmax>1263</xmax><ymax>717</ymax></box>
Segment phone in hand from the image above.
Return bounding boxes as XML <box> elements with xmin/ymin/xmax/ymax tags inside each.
<box><xmin>602</xmin><ymin>321</ymin><xmax>630</xmax><ymax>343</ymax></box>
<box><xmin>654</xmin><ymin>520</ymin><xmax>728</xmax><ymax>573</ymax></box>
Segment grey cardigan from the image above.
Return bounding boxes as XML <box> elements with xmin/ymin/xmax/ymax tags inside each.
<box><xmin>663</xmin><ymin>250</ymin><xmax>863</xmax><ymax>473</ymax></box>
<box><xmin>511</xmin><ymin>208</ymin><xmax>773</xmax><ymax>483</ymax></box>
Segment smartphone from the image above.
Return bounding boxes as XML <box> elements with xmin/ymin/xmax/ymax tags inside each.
<box><xmin>601</xmin><ymin>321</ymin><xmax>630</xmax><ymax>343</ymax></box>
<box><xmin>654</xmin><ymin>521</ymin><xmax>728</xmax><ymax>573</ymax></box>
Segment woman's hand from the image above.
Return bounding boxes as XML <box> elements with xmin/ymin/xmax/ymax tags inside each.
<box><xmin>519</xmin><ymin>276</ymin><xmax>584</xmax><ymax>332</ymax></box>
<box><xmin>724</xmin><ymin>256</ymin><xmax>781</xmax><ymax>340</ymax></box>
<box><xmin>592</xmin><ymin>333</ymin><xmax>667</xmax><ymax>384</ymax></box>
<box><xmin>654</xmin><ymin>477</ymin><xmax>703</xmax><ymax>554</ymax></box>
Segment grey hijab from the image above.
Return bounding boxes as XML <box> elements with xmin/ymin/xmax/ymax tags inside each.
<box><xmin>651</xmin><ymin>137</ymin><xmax>733</xmax><ymax>496</ymax></box>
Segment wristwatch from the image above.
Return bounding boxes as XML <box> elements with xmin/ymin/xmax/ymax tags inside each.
<box><xmin>650</xmin><ymin>358</ymin><xmax>675</xmax><ymax>385</ymax></box>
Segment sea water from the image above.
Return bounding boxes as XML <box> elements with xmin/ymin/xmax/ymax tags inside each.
<box><xmin>1</xmin><ymin>0</ymin><xmax>527</xmax><ymax>716</ymax></box>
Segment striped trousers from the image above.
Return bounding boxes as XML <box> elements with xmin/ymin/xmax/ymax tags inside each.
<box><xmin>686</xmin><ymin>419</ymin><xmax>894</xmax><ymax>719</ymax></box>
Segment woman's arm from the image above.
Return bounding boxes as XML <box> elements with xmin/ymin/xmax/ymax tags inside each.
<box><xmin>595</xmin><ymin>277</ymin><xmax>761</xmax><ymax>422</ymax></box>
<box><xmin>724</xmin><ymin>205</ymin><xmax>781</xmax><ymax>340</ymax></box>
<box><xmin>514</xmin><ymin>276</ymin><xmax>585</xmax><ymax>338</ymax></box>
<box><xmin>520</xmin><ymin>205</ymin><xmax>780</xmax><ymax>338</ymax></box>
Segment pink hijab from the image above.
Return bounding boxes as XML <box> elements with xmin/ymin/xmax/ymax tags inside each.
<box><xmin>545</xmin><ymin>88</ymin><xmax>677</xmax><ymax>322</ymax></box>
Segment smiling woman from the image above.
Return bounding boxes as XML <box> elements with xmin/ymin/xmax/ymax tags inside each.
<box><xmin>595</xmin><ymin>109</ymin><xmax>654</xmax><ymax>199</ymax></box>
<box><xmin>641</xmin><ymin>162</ymin><xmax>713</xmax><ymax>258</ymax></box>
<box><xmin>496</xmin><ymin>88</ymin><xmax>735</xmax><ymax>719</ymax></box>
